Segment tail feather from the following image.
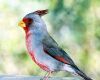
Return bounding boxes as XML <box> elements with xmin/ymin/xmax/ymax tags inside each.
<box><xmin>72</xmin><ymin>65</ymin><xmax>92</xmax><ymax>80</ymax></box>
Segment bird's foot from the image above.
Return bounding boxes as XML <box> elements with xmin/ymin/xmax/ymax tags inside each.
<box><xmin>40</xmin><ymin>77</ymin><xmax>51</xmax><ymax>80</ymax></box>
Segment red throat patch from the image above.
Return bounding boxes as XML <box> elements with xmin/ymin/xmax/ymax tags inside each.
<box><xmin>23</xmin><ymin>27</ymin><xmax>29</xmax><ymax>33</ymax></box>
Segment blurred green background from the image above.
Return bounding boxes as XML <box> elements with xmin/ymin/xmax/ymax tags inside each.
<box><xmin>0</xmin><ymin>0</ymin><xmax>100</xmax><ymax>80</ymax></box>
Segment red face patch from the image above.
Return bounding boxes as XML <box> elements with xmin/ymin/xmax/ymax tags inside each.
<box><xmin>23</xmin><ymin>18</ymin><xmax>33</xmax><ymax>27</ymax></box>
<box><xmin>22</xmin><ymin>18</ymin><xmax>33</xmax><ymax>33</ymax></box>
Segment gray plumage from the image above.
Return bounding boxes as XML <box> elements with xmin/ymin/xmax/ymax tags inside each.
<box><xmin>20</xmin><ymin>10</ymin><xmax>92</xmax><ymax>80</ymax></box>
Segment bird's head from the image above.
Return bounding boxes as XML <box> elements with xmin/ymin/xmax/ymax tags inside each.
<box><xmin>18</xmin><ymin>9</ymin><xmax>48</xmax><ymax>33</ymax></box>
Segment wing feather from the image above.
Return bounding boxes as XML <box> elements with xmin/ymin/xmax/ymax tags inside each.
<box><xmin>42</xmin><ymin>35</ymin><xmax>76</xmax><ymax>66</ymax></box>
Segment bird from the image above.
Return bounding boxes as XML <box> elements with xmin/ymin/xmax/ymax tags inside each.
<box><xmin>18</xmin><ymin>9</ymin><xmax>92</xmax><ymax>80</ymax></box>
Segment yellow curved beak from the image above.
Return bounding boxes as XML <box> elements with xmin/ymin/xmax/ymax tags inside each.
<box><xmin>18</xmin><ymin>20</ymin><xmax>26</xmax><ymax>28</ymax></box>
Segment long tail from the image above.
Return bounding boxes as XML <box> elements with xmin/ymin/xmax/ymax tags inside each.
<box><xmin>72</xmin><ymin>65</ymin><xmax>92</xmax><ymax>80</ymax></box>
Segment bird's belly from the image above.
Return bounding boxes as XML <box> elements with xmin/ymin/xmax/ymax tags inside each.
<box><xmin>29</xmin><ymin>51</ymin><xmax>50</xmax><ymax>71</ymax></box>
<box><xmin>29</xmin><ymin>50</ymin><xmax>62</xmax><ymax>72</ymax></box>
<box><xmin>26</xmin><ymin>37</ymin><xmax>63</xmax><ymax>71</ymax></box>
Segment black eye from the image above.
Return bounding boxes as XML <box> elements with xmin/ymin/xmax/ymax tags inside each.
<box><xmin>23</xmin><ymin>18</ymin><xmax>33</xmax><ymax>26</ymax></box>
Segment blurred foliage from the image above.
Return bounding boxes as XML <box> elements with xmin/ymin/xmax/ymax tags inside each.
<box><xmin>0</xmin><ymin>0</ymin><xmax>100</xmax><ymax>80</ymax></box>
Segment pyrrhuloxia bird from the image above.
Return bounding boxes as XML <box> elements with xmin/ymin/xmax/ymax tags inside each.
<box><xmin>18</xmin><ymin>10</ymin><xmax>92</xmax><ymax>80</ymax></box>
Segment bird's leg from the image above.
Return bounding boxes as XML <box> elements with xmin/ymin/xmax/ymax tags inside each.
<box><xmin>44</xmin><ymin>71</ymin><xmax>52</xmax><ymax>80</ymax></box>
<box><xmin>40</xmin><ymin>72</ymin><xmax>49</xmax><ymax>80</ymax></box>
<box><xmin>43</xmin><ymin>72</ymin><xmax>49</xmax><ymax>79</ymax></box>
<box><xmin>41</xmin><ymin>71</ymin><xmax>52</xmax><ymax>80</ymax></box>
